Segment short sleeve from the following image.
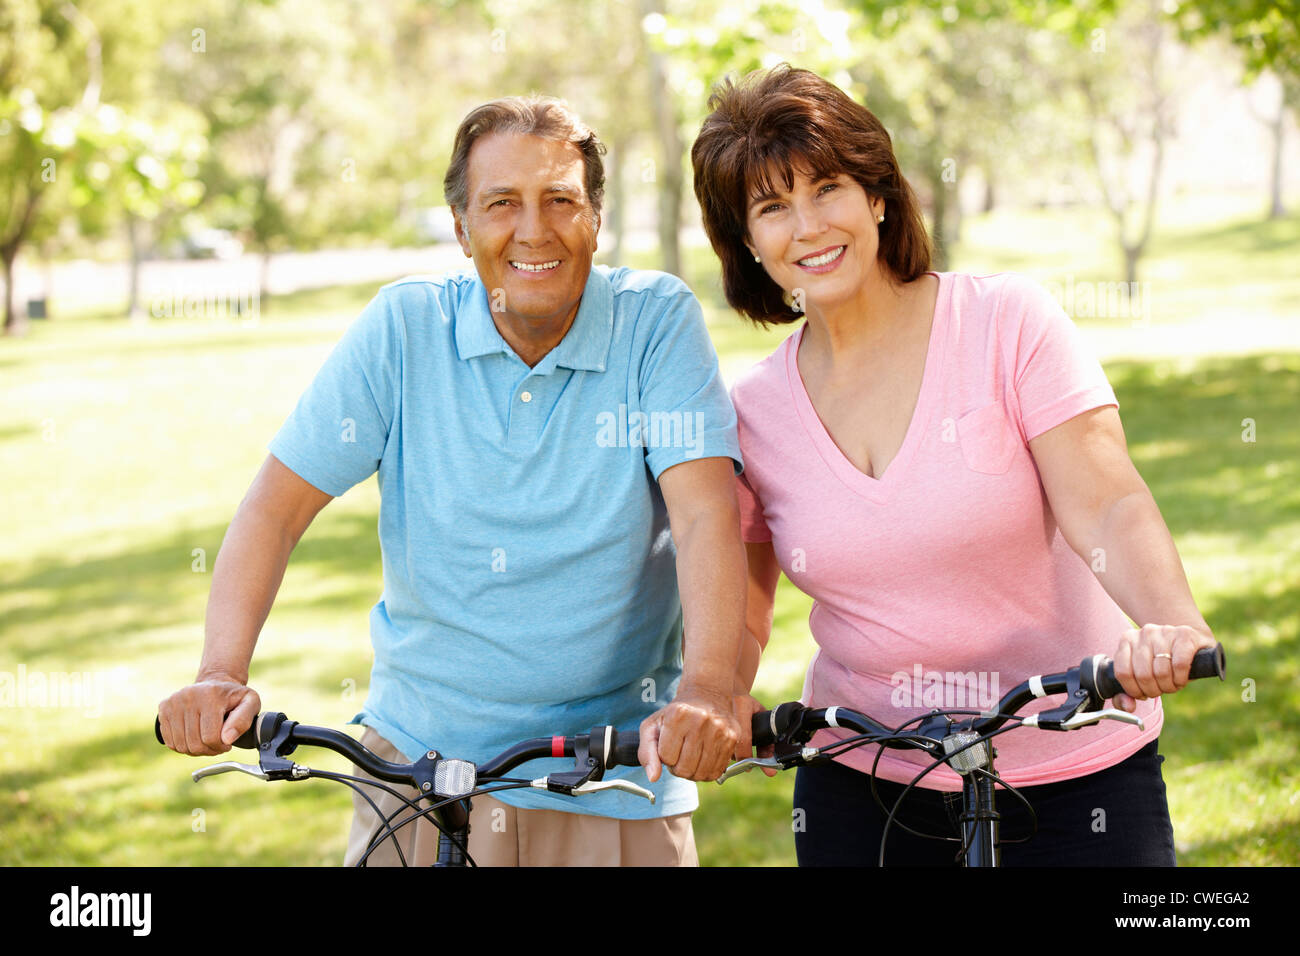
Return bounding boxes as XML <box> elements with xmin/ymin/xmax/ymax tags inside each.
<box><xmin>1005</xmin><ymin>276</ymin><xmax>1118</xmax><ymax>442</ymax></box>
<box><xmin>267</xmin><ymin>291</ymin><xmax>401</xmax><ymax>496</ymax></box>
<box><xmin>636</xmin><ymin>291</ymin><xmax>743</xmax><ymax>480</ymax></box>
<box><xmin>736</xmin><ymin>471</ymin><xmax>772</xmax><ymax>543</ymax></box>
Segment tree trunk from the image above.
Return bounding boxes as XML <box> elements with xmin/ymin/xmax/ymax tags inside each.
<box><xmin>1267</xmin><ymin>95</ymin><xmax>1285</xmax><ymax>220</ymax></box>
<box><xmin>126</xmin><ymin>213</ymin><xmax>143</xmax><ymax>319</ymax></box>
<box><xmin>949</xmin><ymin>176</ymin><xmax>964</xmax><ymax>247</ymax></box>
<box><xmin>929</xmin><ymin>175</ymin><xmax>950</xmax><ymax>272</ymax></box>
<box><xmin>259</xmin><ymin>249</ymin><xmax>273</xmax><ymax>306</ymax></box>
<box><xmin>1124</xmin><ymin>244</ymin><xmax>1139</xmax><ymax>288</ymax></box>
<box><xmin>982</xmin><ymin>171</ymin><xmax>995</xmax><ymax>213</ymax></box>
<box><xmin>607</xmin><ymin>137</ymin><xmax>625</xmax><ymax>268</ymax></box>
<box><xmin>640</xmin><ymin>0</ymin><xmax>682</xmax><ymax>278</ymax></box>
<box><xmin>2</xmin><ymin>248</ymin><xmax>24</xmax><ymax>337</ymax></box>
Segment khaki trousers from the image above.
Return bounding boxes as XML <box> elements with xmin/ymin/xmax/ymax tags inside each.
<box><xmin>342</xmin><ymin>725</ymin><xmax>698</xmax><ymax>867</ymax></box>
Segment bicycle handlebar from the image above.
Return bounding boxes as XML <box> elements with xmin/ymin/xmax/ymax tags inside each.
<box><xmin>750</xmin><ymin>643</ymin><xmax>1226</xmax><ymax>747</ymax></box>
<box><xmin>154</xmin><ymin>713</ymin><xmax>643</xmax><ymax>781</ymax></box>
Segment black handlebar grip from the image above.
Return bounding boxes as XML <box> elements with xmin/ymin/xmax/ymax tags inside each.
<box><xmin>154</xmin><ymin>713</ymin><xmax>263</xmax><ymax>749</ymax></box>
<box><xmin>610</xmin><ymin>730</ymin><xmax>641</xmax><ymax>768</ymax></box>
<box><xmin>233</xmin><ymin>718</ymin><xmax>261</xmax><ymax>749</ymax></box>
<box><xmin>1189</xmin><ymin>643</ymin><xmax>1227</xmax><ymax>681</ymax></box>
<box><xmin>751</xmin><ymin>701</ymin><xmax>805</xmax><ymax>747</ymax></box>
<box><xmin>1095</xmin><ymin>643</ymin><xmax>1226</xmax><ymax>699</ymax></box>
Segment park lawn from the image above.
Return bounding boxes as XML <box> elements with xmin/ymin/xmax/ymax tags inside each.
<box><xmin>1</xmin><ymin>200</ymin><xmax>1297</xmax><ymax>866</ymax></box>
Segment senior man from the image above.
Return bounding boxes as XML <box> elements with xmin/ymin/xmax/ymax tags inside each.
<box><xmin>156</xmin><ymin>95</ymin><xmax>746</xmax><ymax>866</ymax></box>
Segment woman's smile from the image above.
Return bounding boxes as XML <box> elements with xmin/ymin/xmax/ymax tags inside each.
<box><xmin>794</xmin><ymin>244</ymin><xmax>847</xmax><ymax>273</ymax></box>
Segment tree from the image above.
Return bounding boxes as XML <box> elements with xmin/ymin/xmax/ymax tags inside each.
<box><xmin>81</xmin><ymin>105</ymin><xmax>206</xmax><ymax>317</ymax></box>
<box><xmin>1</xmin><ymin>0</ymin><xmax>102</xmax><ymax>335</ymax></box>
<box><xmin>159</xmin><ymin>0</ymin><xmax>405</xmax><ymax>301</ymax></box>
<box><xmin>1</xmin><ymin>0</ymin><xmax>196</xmax><ymax>332</ymax></box>
<box><xmin>1173</xmin><ymin>0</ymin><xmax>1300</xmax><ymax>218</ymax></box>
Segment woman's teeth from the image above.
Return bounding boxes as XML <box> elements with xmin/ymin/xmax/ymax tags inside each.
<box><xmin>798</xmin><ymin>246</ymin><xmax>845</xmax><ymax>267</ymax></box>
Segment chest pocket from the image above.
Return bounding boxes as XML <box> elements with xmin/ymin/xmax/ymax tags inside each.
<box><xmin>956</xmin><ymin>403</ymin><xmax>1020</xmax><ymax>475</ymax></box>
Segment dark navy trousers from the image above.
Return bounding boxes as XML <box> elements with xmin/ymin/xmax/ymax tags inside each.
<box><xmin>792</xmin><ymin>739</ymin><xmax>1178</xmax><ymax>866</ymax></box>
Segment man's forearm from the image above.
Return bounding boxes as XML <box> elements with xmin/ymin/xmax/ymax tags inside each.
<box><xmin>673</xmin><ymin>509</ymin><xmax>747</xmax><ymax>696</ymax></box>
<box><xmin>198</xmin><ymin>501</ymin><xmax>299</xmax><ymax>683</ymax></box>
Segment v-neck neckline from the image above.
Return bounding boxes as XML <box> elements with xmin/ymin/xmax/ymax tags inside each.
<box><xmin>786</xmin><ymin>271</ymin><xmax>949</xmax><ymax>502</ymax></box>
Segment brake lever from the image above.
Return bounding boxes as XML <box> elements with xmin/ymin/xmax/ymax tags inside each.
<box><xmin>192</xmin><ymin>760</ymin><xmax>311</xmax><ymax>782</ymax></box>
<box><xmin>1021</xmin><ymin>708</ymin><xmax>1145</xmax><ymax>731</ymax></box>
<box><xmin>1059</xmin><ymin>708</ymin><xmax>1146</xmax><ymax>731</ymax></box>
<box><xmin>192</xmin><ymin>761</ymin><xmax>269</xmax><ymax>782</ymax></box>
<box><xmin>530</xmin><ymin>776</ymin><xmax>656</xmax><ymax>803</ymax></box>
<box><xmin>716</xmin><ymin>756</ymin><xmax>784</xmax><ymax>784</ymax></box>
<box><xmin>571</xmin><ymin>779</ymin><xmax>656</xmax><ymax>803</ymax></box>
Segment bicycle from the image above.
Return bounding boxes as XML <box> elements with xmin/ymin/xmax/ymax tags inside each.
<box><xmin>153</xmin><ymin>713</ymin><xmax>652</xmax><ymax>866</ymax></box>
<box><xmin>716</xmin><ymin>643</ymin><xmax>1226</xmax><ymax>866</ymax></box>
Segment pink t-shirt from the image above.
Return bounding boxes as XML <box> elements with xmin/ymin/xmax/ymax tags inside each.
<box><xmin>732</xmin><ymin>271</ymin><xmax>1162</xmax><ymax>791</ymax></box>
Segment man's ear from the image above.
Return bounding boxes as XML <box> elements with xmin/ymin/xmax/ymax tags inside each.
<box><xmin>452</xmin><ymin>209</ymin><xmax>473</xmax><ymax>258</ymax></box>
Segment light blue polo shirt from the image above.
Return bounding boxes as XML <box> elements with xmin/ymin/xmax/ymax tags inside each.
<box><xmin>267</xmin><ymin>265</ymin><xmax>742</xmax><ymax>818</ymax></box>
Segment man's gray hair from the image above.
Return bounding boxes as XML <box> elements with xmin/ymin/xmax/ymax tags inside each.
<box><xmin>443</xmin><ymin>95</ymin><xmax>607</xmax><ymax>219</ymax></box>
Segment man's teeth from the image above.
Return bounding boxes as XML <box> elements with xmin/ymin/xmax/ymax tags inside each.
<box><xmin>799</xmin><ymin>246</ymin><xmax>845</xmax><ymax>267</ymax></box>
<box><xmin>512</xmin><ymin>260</ymin><xmax>560</xmax><ymax>272</ymax></box>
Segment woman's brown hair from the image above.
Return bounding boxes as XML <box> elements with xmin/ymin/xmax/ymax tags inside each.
<box><xmin>691</xmin><ymin>64</ymin><xmax>932</xmax><ymax>325</ymax></box>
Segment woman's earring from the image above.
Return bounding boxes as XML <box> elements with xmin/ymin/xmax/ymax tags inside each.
<box><xmin>877</xmin><ymin>214</ymin><xmax>885</xmax><ymax>223</ymax></box>
<box><xmin>754</xmin><ymin>254</ymin><xmax>761</xmax><ymax>262</ymax></box>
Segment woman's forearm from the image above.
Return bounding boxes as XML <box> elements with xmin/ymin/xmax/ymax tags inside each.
<box><xmin>735</xmin><ymin>631</ymin><xmax>764</xmax><ymax>693</ymax></box>
<box><xmin>1083</xmin><ymin>488</ymin><xmax>1210</xmax><ymax>634</ymax></box>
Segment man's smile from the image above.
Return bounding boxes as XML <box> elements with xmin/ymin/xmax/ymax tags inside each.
<box><xmin>509</xmin><ymin>259</ymin><xmax>562</xmax><ymax>273</ymax></box>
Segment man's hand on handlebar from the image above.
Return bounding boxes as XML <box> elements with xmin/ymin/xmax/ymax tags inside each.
<box><xmin>157</xmin><ymin>677</ymin><xmax>261</xmax><ymax>756</ymax></box>
<box><xmin>638</xmin><ymin>682</ymin><xmax>741</xmax><ymax>783</ymax></box>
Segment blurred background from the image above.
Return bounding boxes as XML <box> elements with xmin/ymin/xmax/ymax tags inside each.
<box><xmin>1</xmin><ymin>0</ymin><xmax>1296</xmax><ymax>865</ymax></box>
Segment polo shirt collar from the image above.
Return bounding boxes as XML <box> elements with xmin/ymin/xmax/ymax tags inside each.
<box><xmin>455</xmin><ymin>266</ymin><xmax>613</xmax><ymax>373</ymax></box>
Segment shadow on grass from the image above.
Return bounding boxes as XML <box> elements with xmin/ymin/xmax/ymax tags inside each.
<box><xmin>0</xmin><ymin>509</ymin><xmax>383</xmax><ymax>663</ymax></box>
<box><xmin>0</xmin><ymin>423</ymin><xmax>36</xmax><ymax>443</ymax></box>
<box><xmin>1155</xmin><ymin>211</ymin><xmax>1300</xmax><ymax>257</ymax></box>
<box><xmin>1110</xmin><ymin>353</ymin><xmax>1300</xmax><ymax>539</ymax></box>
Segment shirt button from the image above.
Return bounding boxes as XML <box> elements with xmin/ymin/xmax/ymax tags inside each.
<box><xmin>520</xmin><ymin>391</ymin><xmax>532</xmax><ymax>403</ymax></box>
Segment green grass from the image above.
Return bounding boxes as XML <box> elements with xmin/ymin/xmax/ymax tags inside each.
<box><xmin>2</xmin><ymin>197</ymin><xmax>1297</xmax><ymax>865</ymax></box>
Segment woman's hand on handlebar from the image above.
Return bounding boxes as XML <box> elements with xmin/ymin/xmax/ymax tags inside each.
<box><xmin>1111</xmin><ymin>623</ymin><xmax>1218</xmax><ymax>713</ymax></box>
<box><xmin>157</xmin><ymin>677</ymin><xmax>261</xmax><ymax>756</ymax></box>
<box><xmin>733</xmin><ymin>692</ymin><xmax>779</xmax><ymax>777</ymax></box>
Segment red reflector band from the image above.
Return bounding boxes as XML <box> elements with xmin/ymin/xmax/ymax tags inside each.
<box><xmin>552</xmin><ymin>736</ymin><xmax>564</xmax><ymax>758</ymax></box>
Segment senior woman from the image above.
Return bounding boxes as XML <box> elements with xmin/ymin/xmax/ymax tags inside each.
<box><xmin>692</xmin><ymin>64</ymin><xmax>1218</xmax><ymax>866</ymax></box>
